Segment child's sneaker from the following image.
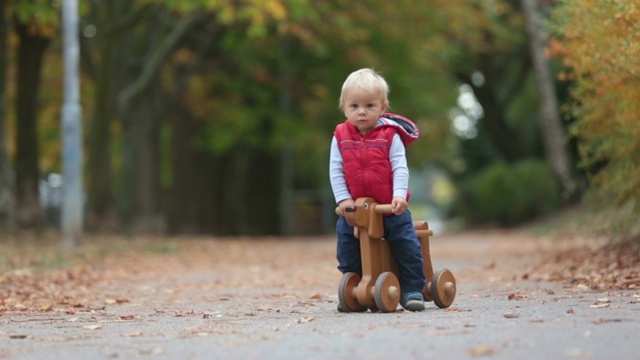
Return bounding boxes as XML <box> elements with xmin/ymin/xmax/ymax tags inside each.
<box><xmin>401</xmin><ymin>292</ymin><xmax>425</xmax><ymax>311</ymax></box>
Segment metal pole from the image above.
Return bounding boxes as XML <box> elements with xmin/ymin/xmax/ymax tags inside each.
<box><xmin>60</xmin><ymin>0</ymin><xmax>83</xmax><ymax>248</ymax></box>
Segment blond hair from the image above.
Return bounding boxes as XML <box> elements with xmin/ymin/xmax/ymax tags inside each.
<box><xmin>338</xmin><ymin>68</ymin><xmax>389</xmax><ymax>108</ymax></box>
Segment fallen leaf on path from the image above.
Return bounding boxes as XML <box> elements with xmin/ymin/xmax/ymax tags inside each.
<box><xmin>593</xmin><ymin>318</ymin><xmax>623</xmax><ymax>324</ymax></box>
<box><xmin>297</xmin><ymin>317</ymin><xmax>315</xmax><ymax>323</ymax></box>
<box><xmin>444</xmin><ymin>307</ymin><xmax>470</xmax><ymax>312</ymax></box>
<box><xmin>140</xmin><ymin>348</ymin><xmax>164</xmax><ymax>355</ymax></box>
<box><xmin>508</xmin><ymin>293</ymin><xmax>527</xmax><ymax>301</ymax></box>
<box><xmin>9</xmin><ymin>334</ymin><xmax>28</xmax><ymax>339</ymax></box>
<box><xmin>469</xmin><ymin>345</ymin><xmax>496</xmax><ymax>357</ymax></box>
<box><xmin>173</xmin><ymin>310</ymin><xmax>196</xmax><ymax>317</ymax></box>
<box><xmin>428</xmin><ymin>328</ymin><xmax>470</xmax><ymax>336</ymax></box>
<box><xmin>590</xmin><ymin>298</ymin><xmax>612</xmax><ymax>308</ymax></box>
<box><xmin>503</xmin><ymin>312</ymin><xmax>520</xmax><ymax>318</ymax></box>
<box><xmin>105</xmin><ymin>298</ymin><xmax>129</xmax><ymax>305</ymax></box>
<box><xmin>296</xmin><ymin>301</ymin><xmax>317</xmax><ymax>307</ymax></box>
<box><xmin>83</xmin><ymin>325</ymin><xmax>102</xmax><ymax>330</ymax></box>
<box><xmin>86</xmin><ymin>306</ymin><xmax>106</xmax><ymax>312</ymax></box>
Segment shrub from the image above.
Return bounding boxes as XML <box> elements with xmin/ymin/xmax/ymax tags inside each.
<box><xmin>455</xmin><ymin>159</ymin><xmax>559</xmax><ymax>226</ymax></box>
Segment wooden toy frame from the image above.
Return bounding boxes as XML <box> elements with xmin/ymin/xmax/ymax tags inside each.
<box><xmin>337</xmin><ymin>197</ymin><xmax>456</xmax><ymax>312</ymax></box>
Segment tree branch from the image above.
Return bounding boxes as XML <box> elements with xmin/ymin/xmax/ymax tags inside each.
<box><xmin>118</xmin><ymin>10</ymin><xmax>205</xmax><ymax>112</ymax></box>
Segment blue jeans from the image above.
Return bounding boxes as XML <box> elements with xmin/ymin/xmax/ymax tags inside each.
<box><xmin>336</xmin><ymin>211</ymin><xmax>427</xmax><ymax>294</ymax></box>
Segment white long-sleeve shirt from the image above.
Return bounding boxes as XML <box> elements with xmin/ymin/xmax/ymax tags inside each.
<box><xmin>329</xmin><ymin>133</ymin><xmax>409</xmax><ymax>205</ymax></box>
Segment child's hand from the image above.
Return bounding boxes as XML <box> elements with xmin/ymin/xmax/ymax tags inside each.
<box><xmin>391</xmin><ymin>196</ymin><xmax>408</xmax><ymax>215</ymax></box>
<box><xmin>338</xmin><ymin>199</ymin><xmax>355</xmax><ymax>216</ymax></box>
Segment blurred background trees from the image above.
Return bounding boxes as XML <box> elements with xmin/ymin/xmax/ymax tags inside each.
<box><xmin>550</xmin><ymin>0</ymin><xmax>639</xmax><ymax>211</ymax></box>
<box><xmin>0</xmin><ymin>0</ymin><xmax>636</xmax><ymax>237</ymax></box>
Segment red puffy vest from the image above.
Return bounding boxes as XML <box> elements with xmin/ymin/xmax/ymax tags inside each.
<box><xmin>334</xmin><ymin>113</ymin><xmax>420</xmax><ymax>205</ymax></box>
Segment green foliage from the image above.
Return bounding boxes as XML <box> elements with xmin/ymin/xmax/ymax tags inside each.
<box><xmin>3</xmin><ymin>0</ymin><xmax>569</xmax><ymax>234</ymax></box>
<box><xmin>13</xmin><ymin>0</ymin><xmax>58</xmax><ymax>26</ymax></box>
<box><xmin>11</xmin><ymin>0</ymin><xmax>92</xmax><ymax>37</ymax></box>
<box><xmin>455</xmin><ymin>159</ymin><xmax>559</xmax><ymax>226</ymax></box>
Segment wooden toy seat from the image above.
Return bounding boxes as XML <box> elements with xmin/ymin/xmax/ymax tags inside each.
<box><xmin>337</xmin><ymin>197</ymin><xmax>456</xmax><ymax>312</ymax></box>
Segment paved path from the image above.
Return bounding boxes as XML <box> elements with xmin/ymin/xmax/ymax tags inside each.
<box><xmin>1</xmin><ymin>232</ymin><xmax>638</xmax><ymax>359</ymax></box>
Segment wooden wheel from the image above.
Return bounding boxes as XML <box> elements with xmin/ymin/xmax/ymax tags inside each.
<box><xmin>430</xmin><ymin>269</ymin><xmax>456</xmax><ymax>308</ymax></box>
<box><xmin>338</xmin><ymin>272</ymin><xmax>365</xmax><ymax>312</ymax></box>
<box><xmin>374</xmin><ymin>272</ymin><xmax>401</xmax><ymax>313</ymax></box>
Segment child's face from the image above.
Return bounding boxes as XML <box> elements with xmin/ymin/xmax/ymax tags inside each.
<box><xmin>341</xmin><ymin>87</ymin><xmax>388</xmax><ymax>134</ymax></box>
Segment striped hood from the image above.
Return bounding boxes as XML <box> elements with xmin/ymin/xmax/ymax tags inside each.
<box><xmin>377</xmin><ymin>113</ymin><xmax>420</xmax><ymax>147</ymax></box>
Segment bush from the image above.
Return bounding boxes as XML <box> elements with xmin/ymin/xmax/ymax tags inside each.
<box><xmin>455</xmin><ymin>159</ymin><xmax>559</xmax><ymax>226</ymax></box>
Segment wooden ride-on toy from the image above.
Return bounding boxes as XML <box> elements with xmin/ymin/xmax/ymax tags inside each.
<box><xmin>336</xmin><ymin>197</ymin><xmax>456</xmax><ymax>313</ymax></box>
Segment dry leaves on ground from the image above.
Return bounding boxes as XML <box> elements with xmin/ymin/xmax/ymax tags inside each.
<box><xmin>525</xmin><ymin>235</ymin><xmax>640</xmax><ymax>291</ymax></box>
<box><xmin>1</xmin><ymin>230</ymin><xmax>638</xmax><ymax>314</ymax></box>
<box><xmin>0</xmin><ymin>235</ymin><xmax>335</xmax><ymax>314</ymax></box>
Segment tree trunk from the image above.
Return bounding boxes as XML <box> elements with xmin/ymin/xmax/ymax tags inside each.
<box><xmin>245</xmin><ymin>148</ymin><xmax>280</xmax><ymax>235</ymax></box>
<box><xmin>14</xmin><ymin>18</ymin><xmax>49</xmax><ymax>228</ymax></box>
<box><xmin>278</xmin><ymin>36</ymin><xmax>294</xmax><ymax>235</ymax></box>
<box><xmin>86</xmin><ymin>0</ymin><xmax>117</xmax><ymax>230</ymax></box>
<box><xmin>131</xmin><ymin>79</ymin><xmax>164</xmax><ymax>234</ymax></box>
<box><xmin>163</xmin><ymin>14</ymin><xmax>223</xmax><ymax>235</ymax></box>
<box><xmin>119</xmin><ymin>102</ymin><xmax>139</xmax><ymax>231</ymax></box>
<box><xmin>116</xmin><ymin>9</ymin><xmax>203</xmax><ymax>234</ymax></box>
<box><xmin>0</xmin><ymin>0</ymin><xmax>15</xmax><ymax>230</ymax></box>
<box><xmin>520</xmin><ymin>0</ymin><xmax>578</xmax><ymax>195</ymax></box>
<box><xmin>167</xmin><ymin>105</ymin><xmax>199</xmax><ymax>234</ymax></box>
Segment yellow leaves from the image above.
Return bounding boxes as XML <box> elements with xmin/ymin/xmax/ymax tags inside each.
<box><xmin>263</xmin><ymin>0</ymin><xmax>287</xmax><ymax>21</ymax></box>
<box><xmin>554</xmin><ymin>1</ymin><xmax>640</xmax><ymax>79</ymax></box>
<box><xmin>551</xmin><ymin>1</ymin><xmax>640</xmax><ymax>208</ymax></box>
<box><xmin>162</xmin><ymin>0</ymin><xmax>291</xmax><ymax>36</ymax></box>
<box><xmin>232</xmin><ymin>0</ymin><xmax>291</xmax><ymax>37</ymax></box>
<box><xmin>218</xmin><ymin>6</ymin><xmax>236</xmax><ymax>24</ymax></box>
